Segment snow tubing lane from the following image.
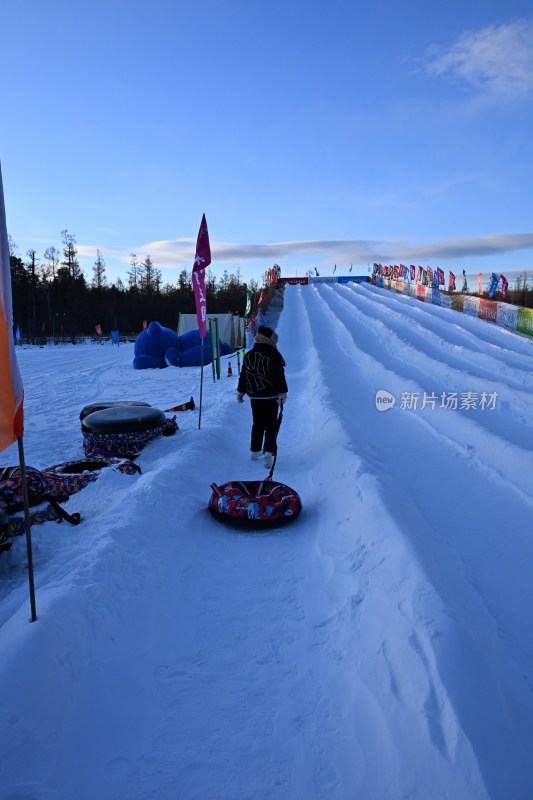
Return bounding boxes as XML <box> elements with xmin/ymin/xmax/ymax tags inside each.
<box><xmin>209</xmin><ymin>479</ymin><xmax>302</xmax><ymax>529</ymax></box>
<box><xmin>80</xmin><ymin>400</ymin><xmax>151</xmax><ymax>421</ymax></box>
<box><xmin>82</xmin><ymin>406</ymin><xmax>166</xmax><ymax>434</ymax></box>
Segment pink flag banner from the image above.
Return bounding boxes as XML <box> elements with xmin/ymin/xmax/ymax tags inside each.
<box><xmin>95</xmin><ymin>324</ymin><xmax>102</xmax><ymax>336</ymax></box>
<box><xmin>192</xmin><ymin>213</ymin><xmax>211</xmax><ymax>272</ymax></box>
<box><xmin>192</xmin><ymin>214</ymin><xmax>211</xmax><ymax>339</ymax></box>
<box><xmin>410</xmin><ymin>265</ymin><xmax>415</xmax><ymax>280</ymax></box>
<box><xmin>0</xmin><ymin>163</ymin><xmax>24</xmax><ymax>451</ymax></box>
<box><xmin>416</xmin><ymin>266</ymin><xmax>422</xmax><ymax>282</ymax></box>
<box><xmin>192</xmin><ymin>268</ymin><xmax>207</xmax><ymax>339</ymax></box>
<box><xmin>500</xmin><ymin>274</ymin><xmax>508</xmax><ymax>298</ymax></box>
<box><xmin>449</xmin><ymin>271</ymin><xmax>456</xmax><ymax>291</ymax></box>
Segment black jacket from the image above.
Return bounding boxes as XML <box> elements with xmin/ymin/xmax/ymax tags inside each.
<box><xmin>237</xmin><ymin>342</ymin><xmax>288</xmax><ymax>399</ymax></box>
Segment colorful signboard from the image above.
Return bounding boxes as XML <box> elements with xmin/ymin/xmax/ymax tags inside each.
<box><xmin>279</xmin><ymin>277</ymin><xmax>309</xmax><ymax>285</ymax></box>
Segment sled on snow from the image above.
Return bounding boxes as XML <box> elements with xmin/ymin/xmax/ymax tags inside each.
<box><xmin>208</xmin><ymin>409</ymin><xmax>302</xmax><ymax>530</ymax></box>
<box><xmin>209</xmin><ymin>478</ymin><xmax>302</xmax><ymax>529</ymax></box>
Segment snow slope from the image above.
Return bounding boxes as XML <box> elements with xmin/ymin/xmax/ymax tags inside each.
<box><xmin>1</xmin><ymin>282</ymin><xmax>533</xmax><ymax>800</ymax></box>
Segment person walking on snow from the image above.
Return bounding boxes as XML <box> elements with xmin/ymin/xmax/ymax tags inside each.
<box><xmin>237</xmin><ymin>325</ymin><xmax>288</xmax><ymax>468</ymax></box>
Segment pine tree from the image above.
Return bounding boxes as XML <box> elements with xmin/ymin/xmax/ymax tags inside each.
<box><xmin>60</xmin><ymin>229</ymin><xmax>82</xmax><ymax>280</ymax></box>
<box><xmin>141</xmin><ymin>255</ymin><xmax>155</xmax><ymax>294</ymax></box>
<box><xmin>92</xmin><ymin>249</ymin><xmax>107</xmax><ymax>289</ymax></box>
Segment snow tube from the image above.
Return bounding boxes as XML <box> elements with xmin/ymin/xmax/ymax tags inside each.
<box><xmin>209</xmin><ymin>479</ymin><xmax>302</xmax><ymax>529</ymax></box>
<box><xmin>44</xmin><ymin>457</ymin><xmax>141</xmax><ymax>498</ymax></box>
<box><xmin>83</xmin><ymin>416</ymin><xmax>178</xmax><ymax>459</ymax></box>
<box><xmin>82</xmin><ymin>406</ymin><xmax>167</xmax><ymax>434</ymax></box>
<box><xmin>80</xmin><ymin>401</ymin><xmax>150</xmax><ymax>421</ymax></box>
<box><xmin>0</xmin><ymin>503</ymin><xmax>79</xmax><ymax>546</ymax></box>
<box><xmin>0</xmin><ymin>466</ymin><xmax>82</xmax><ymax>548</ymax></box>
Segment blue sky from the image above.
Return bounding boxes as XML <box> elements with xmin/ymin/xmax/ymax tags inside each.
<box><xmin>2</xmin><ymin>0</ymin><xmax>533</xmax><ymax>287</ymax></box>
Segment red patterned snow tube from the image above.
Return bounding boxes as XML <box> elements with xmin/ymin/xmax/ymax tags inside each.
<box><xmin>44</xmin><ymin>457</ymin><xmax>141</xmax><ymax>498</ymax></box>
<box><xmin>209</xmin><ymin>479</ymin><xmax>302</xmax><ymax>529</ymax></box>
<box><xmin>83</xmin><ymin>419</ymin><xmax>178</xmax><ymax>458</ymax></box>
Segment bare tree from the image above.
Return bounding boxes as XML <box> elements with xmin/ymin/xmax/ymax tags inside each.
<box><xmin>43</xmin><ymin>245</ymin><xmax>60</xmax><ymax>281</ymax></box>
<box><xmin>153</xmin><ymin>266</ymin><xmax>163</xmax><ymax>294</ymax></box>
<box><xmin>219</xmin><ymin>269</ymin><xmax>230</xmax><ymax>292</ymax></box>
<box><xmin>25</xmin><ymin>249</ymin><xmax>40</xmax><ymax>336</ymax></box>
<box><xmin>177</xmin><ymin>268</ymin><xmax>191</xmax><ymax>291</ymax></box>
<box><xmin>25</xmin><ymin>249</ymin><xmax>40</xmax><ymax>287</ymax></box>
<box><xmin>127</xmin><ymin>252</ymin><xmax>140</xmax><ymax>290</ymax></box>
<box><xmin>8</xmin><ymin>234</ymin><xmax>19</xmax><ymax>258</ymax></box>
<box><xmin>206</xmin><ymin>267</ymin><xmax>216</xmax><ymax>294</ymax></box>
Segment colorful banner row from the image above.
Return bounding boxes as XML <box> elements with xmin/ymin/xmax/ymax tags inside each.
<box><xmin>373</xmin><ymin>277</ymin><xmax>533</xmax><ymax>338</ymax></box>
<box><xmin>371</xmin><ymin>263</ymin><xmax>509</xmax><ymax>299</ymax></box>
<box><xmin>278</xmin><ymin>276</ymin><xmax>370</xmax><ymax>286</ymax></box>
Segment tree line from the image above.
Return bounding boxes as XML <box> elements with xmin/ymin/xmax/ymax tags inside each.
<box><xmin>509</xmin><ymin>273</ymin><xmax>533</xmax><ymax>309</ymax></box>
<box><xmin>9</xmin><ymin>231</ymin><xmax>259</xmax><ymax>342</ymax></box>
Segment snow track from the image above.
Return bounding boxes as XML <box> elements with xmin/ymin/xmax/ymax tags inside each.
<box><xmin>280</xmin><ymin>284</ymin><xmax>533</xmax><ymax>800</ymax></box>
<box><xmin>1</xmin><ymin>285</ymin><xmax>533</xmax><ymax>800</ymax></box>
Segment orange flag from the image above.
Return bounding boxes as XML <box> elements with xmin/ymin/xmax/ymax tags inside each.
<box><xmin>0</xmin><ymin>163</ymin><xmax>24</xmax><ymax>452</ymax></box>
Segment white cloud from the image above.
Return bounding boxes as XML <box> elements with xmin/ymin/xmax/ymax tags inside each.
<box><xmin>75</xmin><ymin>233</ymin><xmax>533</xmax><ymax>275</ymax></box>
<box><xmin>120</xmin><ymin>232</ymin><xmax>533</xmax><ymax>268</ymax></box>
<box><xmin>427</xmin><ymin>19</ymin><xmax>533</xmax><ymax>96</ymax></box>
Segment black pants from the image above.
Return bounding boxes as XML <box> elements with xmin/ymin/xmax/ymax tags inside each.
<box><xmin>250</xmin><ymin>399</ymin><xmax>279</xmax><ymax>454</ymax></box>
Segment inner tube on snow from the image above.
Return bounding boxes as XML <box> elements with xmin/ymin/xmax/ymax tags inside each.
<box><xmin>82</xmin><ymin>406</ymin><xmax>167</xmax><ymax>434</ymax></box>
<box><xmin>209</xmin><ymin>479</ymin><xmax>302</xmax><ymax>529</ymax></box>
<box><xmin>44</xmin><ymin>457</ymin><xmax>141</xmax><ymax>498</ymax></box>
<box><xmin>80</xmin><ymin>400</ymin><xmax>151</xmax><ymax>421</ymax></box>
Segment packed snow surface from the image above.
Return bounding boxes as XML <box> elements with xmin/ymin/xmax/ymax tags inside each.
<box><xmin>1</xmin><ymin>282</ymin><xmax>533</xmax><ymax>800</ymax></box>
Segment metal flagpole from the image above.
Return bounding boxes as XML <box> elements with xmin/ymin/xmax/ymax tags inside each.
<box><xmin>17</xmin><ymin>437</ymin><xmax>37</xmax><ymax>622</ymax></box>
<box><xmin>209</xmin><ymin>320</ymin><xmax>216</xmax><ymax>383</ymax></box>
<box><xmin>198</xmin><ymin>337</ymin><xmax>205</xmax><ymax>430</ymax></box>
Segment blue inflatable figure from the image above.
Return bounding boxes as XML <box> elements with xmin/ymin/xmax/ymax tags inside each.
<box><xmin>133</xmin><ymin>321</ymin><xmax>232</xmax><ymax>369</ymax></box>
